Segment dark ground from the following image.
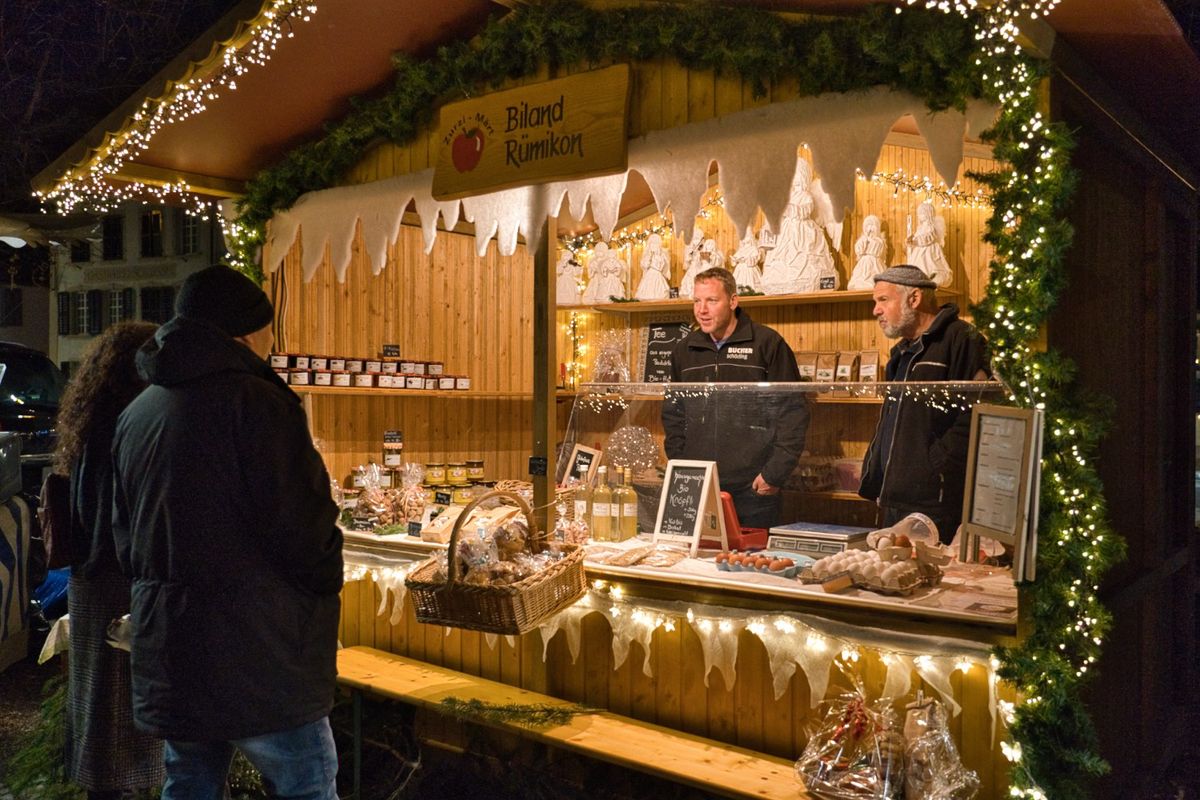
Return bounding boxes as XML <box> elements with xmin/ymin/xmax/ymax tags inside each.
<box><xmin>3</xmin><ymin>651</ymin><xmax>1199</xmax><ymax>800</ymax></box>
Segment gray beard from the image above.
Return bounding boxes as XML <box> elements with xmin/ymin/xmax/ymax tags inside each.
<box><xmin>880</xmin><ymin>304</ymin><xmax>917</xmax><ymax>339</ymax></box>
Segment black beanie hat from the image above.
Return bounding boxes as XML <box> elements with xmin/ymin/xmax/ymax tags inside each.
<box><xmin>175</xmin><ymin>265</ymin><xmax>274</xmax><ymax>337</ymax></box>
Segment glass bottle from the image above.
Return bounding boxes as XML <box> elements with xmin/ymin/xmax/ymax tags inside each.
<box><xmin>616</xmin><ymin>468</ymin><xmax>638</xmax><ymax>541</ymax></box>
<box><xmin>590</xmin><ymin>466</ymin><xmax>612</xmax><ymax>541</ymax></box>
<box><xmin>572</xmin><ymin>462</ymin><xmax>591</xmax><ymax>526</ymax></box>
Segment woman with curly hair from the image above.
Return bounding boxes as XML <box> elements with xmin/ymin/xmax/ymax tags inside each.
<box><xmin>55</xmin><ymin>321</ymin><xmax>163</xmax><ymax>799</ymax></box>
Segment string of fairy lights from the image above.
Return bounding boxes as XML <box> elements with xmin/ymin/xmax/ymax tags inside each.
<box><xmin>33</xmin><ymin>0</ymin><xmax>1106</xmax><ymax>792</ymax></box>
<box><xmin>34</xmin><ymin>0</ymin><xmax>319</xmax><ymax>216</ymax></box>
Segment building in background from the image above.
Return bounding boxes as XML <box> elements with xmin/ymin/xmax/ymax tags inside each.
<box><xmin>49</xmin><ymin>202</ymin><xmax>224</xmax><ymax>374</ymax></box>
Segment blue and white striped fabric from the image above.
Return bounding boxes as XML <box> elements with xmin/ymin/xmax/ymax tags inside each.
<box><xmin>0</xmin><ymin>496</ymin><xmax>33</xmax><ymax>654</ymax></box>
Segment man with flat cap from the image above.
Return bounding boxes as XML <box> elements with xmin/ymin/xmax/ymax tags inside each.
<box><xmin>858</xmin><ymin>265</ymin><xmax>991</xmax><ymax>544</ymax></box>
<box><xmin>112</xmin><ymin>266</ymin><xmax>342</xmax><ymax>799</ymax></box>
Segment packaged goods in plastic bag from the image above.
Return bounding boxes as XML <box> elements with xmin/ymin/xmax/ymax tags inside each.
<box><xmin>903</xmin><ymin>696</ymin><xmax>979</xmax><ymax>800</ymax></box>
<box><xmin>796</xmin><ymin>692</ymin><xmax>906</xmax><ymax>799</ymax></box>
<box><xmin>398</xmin><ymin>463</ymin><xmax>427</xmax><ymax>523</ymax></box>
<box><xmin>592</xmin><ymin>330</ymin><xmax>630</xmax><ymax>382</ymax></box>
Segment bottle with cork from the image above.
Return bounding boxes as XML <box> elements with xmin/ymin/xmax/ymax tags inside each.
<box><xmin>590</xmin><ymin>466</ymin><xmax>612</xmax><ymax>541</ymax></box>
<box><xmin>615</xmin><ymin>468</ymin><xmax>638</xmax><ymax>541</ymax></box>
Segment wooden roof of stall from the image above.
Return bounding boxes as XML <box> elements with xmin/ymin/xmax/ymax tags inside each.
<box><xmin>32</xmin><ymin>0</ymin><xmax>1200</xmax><ymax>201</ymax></box>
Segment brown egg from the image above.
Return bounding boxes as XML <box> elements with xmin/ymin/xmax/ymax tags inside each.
<box><xmin>715</xmin><ymin>552</ymin><xmax>729</xmax><ymax>564</ymax></box>
<box><xmin>755</xmin><ymin>556</ymin><xmax>772</xmax><ymax>569</ymax></box>
<box><xmin>894</xmin><ymin>534</ymin><xmax>911</xmax><ymax>547</ymax></box>
<box><xmin>770</xmin><ymin>557</ymin><xmax>794</xmax><ymax>571</ymax></box>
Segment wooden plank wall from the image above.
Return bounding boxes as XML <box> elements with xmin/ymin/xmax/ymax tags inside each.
<box><xmin>269</xmin><ymin>225</ymin><xmax>535</xmax><ymax>487</ymax></box>
<box><xmin>276</xmin><ymin>59</ymin><xmax>1012</xmax><ymax>794</ymax></box>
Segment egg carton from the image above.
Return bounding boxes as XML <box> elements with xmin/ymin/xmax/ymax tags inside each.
<box><xmin>797</xmin><ymin>567</ymin><xmax>853</xmax><ymax>585</ymax></box>
<box><xmin>851</xmin><ymin>564</ymin><xmax>930</xmax><ymax>596</ymax></box>
<box><xmin>717</xmin><ymin>553</ymin><xmax>804</xmax><ymax>579</ymax></box>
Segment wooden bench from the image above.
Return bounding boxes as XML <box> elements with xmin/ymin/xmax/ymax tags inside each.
<box><xmin>336</xmin><ymin>645</ymin><xmax>808</xmax><ymax>799</ymax></box>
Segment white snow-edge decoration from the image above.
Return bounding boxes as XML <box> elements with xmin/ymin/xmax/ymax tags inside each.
<box><xmin>345</xmin><ymin>559</ymin><xmax>1003</xmax><ymax>727</ymax></box>
<box><xmin>265</xmin><ymin>87</ymin><xmax>997</xmax><ymax>282</ymax></box>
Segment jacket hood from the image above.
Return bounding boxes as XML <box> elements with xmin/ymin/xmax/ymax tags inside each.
<box><xmin>137</xmin><ymin>316</ymin><xmax>283</xmax><ymax>389</ymax></box>
<box><xmin>920</xmin><ymin>304</ymin><xmax>960</xmax><ymax>341</ymax></box>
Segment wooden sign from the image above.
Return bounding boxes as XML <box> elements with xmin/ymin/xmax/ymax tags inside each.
<box><xmin>959</xmin><ymin>404</ymin><xmax>1043</xmax><ymax>582</ymax></box>
<box><xmin>431</xmin><ymin>64</ymin><xmax>631</xmax><ymax>200</ymax></box>
<box><xmin>652</xmin><ymin>460</ymin><xmax>727</xmax><ymax>557</ymax></box>
<box><xmin>641</xmin><ymin>321</ymin><xmax>692</xmax><ymax>382</ymax></box>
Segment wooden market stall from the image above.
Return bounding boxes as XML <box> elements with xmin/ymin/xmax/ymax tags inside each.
<box><xmin>256</xmin><ymin>48</ymin><xmax>1023</xmax><ymax>795</ymax></box>
<box><xmin>31</xmin><ymin>1</ymin><xmax>1200</xmax><ymax>797</ymax></box>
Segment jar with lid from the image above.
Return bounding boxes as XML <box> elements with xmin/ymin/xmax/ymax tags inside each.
<box><xmin>446</xmin><ymin>461</ymin><xmax>468</xmax><ymax>485</ymax></box>
<box><xmin>353</xmin><ymin>372</ymin><xmax>375</xmax><ymax>388</ymax></box>
<box><xmin>426</xmin><ymin>361</ymin><xmax>445</xmax><ymax>376</ymax></box>
<box><xmin>328</xmin><ymin>357</ymin><xmax>347</xmax><ymax>371</ymax></box>
<box><xmin>269</xmin><ymin>354</ymin><xmax>289</xmax><ymax>370</ymax></box>
<box><xmin>451</xmin><ymin>485</ymin><xmax>474</xmax><ymax>505</ymax></box>
<box><xmin>345</xmin><ymin>358</ymin><xmax>365</xmax><ymax>373</ymax></box>
<box><xmin>424</xmin><ymin>462</ymin><xmax>446</xmax><ymax>485</ymax></box>
<box><xmin>331</xmin><ymin>371</ymin><xmax>352</xmax><ymax>387</ymax></box>
<box><xmin>309</xmin><ymin>356</ymin><xmax>329</xmax><ymax>370</ymax></box>
<box><xmin>424</xmin><ymin>377</ymin><xmax>438</xmax><ymax>390</ymax></box>
<box><xmin>466</xmin><ymin>459</ymin><xmax>485</xmax><ymax>482</ymax></box>
<box><xmin>312</xmin><ymin>370</ymin><xmax>332</xmax><ymax>386</ymax></box>
<box><xmin>455</xmin><ymin>375</ymin><xmax>471</xmax><ymax>391</ymax></box>
<box><xmin>438</xmin><ymin>375</ymin><xmax>456</xmax><ymax>391</ymax></box>
<box><xmin>288</xmin><ymin>370</ymin><xmax>311</xmax><ymax>386</ymax></box>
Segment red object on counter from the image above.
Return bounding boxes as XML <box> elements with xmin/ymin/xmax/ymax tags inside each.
<box><xmin>701</xmin><ymin>491</ymin><xmax>768</xmax><ymax>550</ymax></box>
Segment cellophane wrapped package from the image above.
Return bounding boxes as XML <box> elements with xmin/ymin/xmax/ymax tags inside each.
<box><xmin>796</xmin><ymin>692</ymin><xmax>906</xmax><ymax>799</ymax></box>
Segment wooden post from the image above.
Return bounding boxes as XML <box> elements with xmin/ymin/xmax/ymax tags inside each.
<box><xmin>531</xmin><ymin>192</ymin><xmax>557</xmax><ymax>535</ymax></box>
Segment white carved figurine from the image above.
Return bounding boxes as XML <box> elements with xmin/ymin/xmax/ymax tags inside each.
<box><xmin>633</xmin><ymin>233</ymin><xmax>671</xmax><ymax>300</ymax></box>
<box><xmin>760</xmin><ymin>159</ymin><xmax>838</xmax><ymax>293</ymax></box>
<box><xmin>678</xmin><ymin>228</ymin><xmax>706</xmax><ymax>298</ymax></box>
<box><xmin>699</xmin><ymin>238</ymin><xmax>726</xmax><ymax>272</ymax></box>
<box><xmin>555</xmin><ymin>250</ymin><xmax>584</xmax><ymax>305</ymax></box>
<box><xmin>906</xmin><ymin>201</ymin><xmax>952</xmax><ymax>287</ymax></box>
<box><xmin>847</xmin><ymin>215</ymin><xmax>888</xmax><ymax>290</ymax></box>
<box><xmin>582</xmin><ymin>242</ymin><xmax>628</xmax><ymax>303</ymax></box>
<box><xmin>730</xmin><ymin>230</ymin><xmax>763</xmax><ymax>292</ymax></box>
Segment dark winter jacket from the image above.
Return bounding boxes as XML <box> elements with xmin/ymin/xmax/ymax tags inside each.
<box><xmin>68</xmin><ymin>418</ymin><xmax>123</xmax><ymax>579</ymax></box>
<box><xmin>858</xmin><ymin>304</ymin><xmax>990</xmax><ymax>521</ymax></box>
<box><xmin>112</xmin><ymin>317</ymin><xmax>342</xmax><ymax>741</ymax></box>
<box><xmin>662</xmin><ymin>309</ymin><xmax>808</xmax><ymax>490</ymax></box>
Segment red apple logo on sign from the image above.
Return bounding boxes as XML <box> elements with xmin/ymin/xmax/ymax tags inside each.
<box><xmin>452</xmin><ymin>128</ymin><xmax>484</xmax><ymax>172</ymax></box>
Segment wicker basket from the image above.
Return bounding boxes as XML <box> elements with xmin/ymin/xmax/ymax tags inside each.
<box><xmin>494</xmin><ymin>478</ymin><xmax>578</xmax><ymax>521</ymax></box>
<box><xmin>405</xmin><ymin>489</ymin><xmax>587</xmax><ymax>635</ymax></box>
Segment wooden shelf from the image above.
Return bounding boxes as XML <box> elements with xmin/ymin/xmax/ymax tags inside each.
<box><xmin>584</xmin><ymin>290</ymin><xmax>877</xmax><ymax>315</ymax></box>
<box><xmin>789</xmin><ymin>489</ymin><xmax>871</xmax><ymax>502</ymax></box>
<box><xmin>811</xmin><ymin>394</ymin><xmax>884</xmax><ymax>404</ymax></box>
<box><xmin>559</xmin><ymin>287</ymin><xmax>961</xmax><ymax>316</ymax></box>
<box><xmin>294</xmin><ymin>386</ymin><xmax>532</xmax><ymax>399</ymax></box>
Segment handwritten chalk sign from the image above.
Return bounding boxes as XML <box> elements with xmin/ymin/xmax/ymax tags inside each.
<box><xmin>641</xmin><ymin>321</ymin><xmax>692</xmax><ymax>382</ymax></box>
<box><xmin>563</xmin><ymin>444</ymin><xmax>601</xmax><ymax>486</ymax></box>
<box><xmin>959</xmin><ymin>403</ymin><xmax>1043</xmax><ymax>582</ymax></box>
<box><xmin>652</xmin><ymin>460</ymin><xmax>726</xmax><ymax>556</ymax></box>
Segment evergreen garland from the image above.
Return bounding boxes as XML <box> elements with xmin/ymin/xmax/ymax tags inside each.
<box><xmin>226</xmin><ymin>1</ymin><xmax>984</xmax><ymax>277</ymax></box>
<box><xmin>223</xmin><ymin>2</ymin><xmax>1123</xmax><ymax>796</ymax></box>
<box><xmin>440</xmin><ymin>697</ymin><xmax>589</xmax><ymax>728</ymax></box>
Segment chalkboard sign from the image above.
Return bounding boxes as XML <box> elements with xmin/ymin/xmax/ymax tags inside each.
<box><xmin>563</xmin><ymin>444</ymin><xmax>601</xmax><ymax>486</ymax></box>
<box><xmin>381</xmin><ymin>344</ymin><xmax>401</xmax><ymax>357</ymax></box>
<box><xmin>642</xmin><ymin>321</ymin><xmax>692</xmax><ymax>382</ymax></box>
<box><xmin>652</xmin><ymin>460</ymin><xmax>726</xmax><ymax>556</ymax></box>
<box><xmin>383</xmin><ymin>430</ymin><xmax>404</xmax><ymax>444</ymax></box>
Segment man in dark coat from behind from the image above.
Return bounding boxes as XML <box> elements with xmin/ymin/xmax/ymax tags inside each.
<box><xmin>112</xmin><ymin>266</ymin><xmax>342</xmax><ymax>800</ymax></box>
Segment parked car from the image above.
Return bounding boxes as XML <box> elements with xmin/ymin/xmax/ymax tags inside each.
<box><xmin>0</xmin><ymin>342</ymin><xmax>66</xmax><ymax>493</ymax></box>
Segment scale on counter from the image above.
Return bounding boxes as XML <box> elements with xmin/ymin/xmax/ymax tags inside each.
<box><xmin>766</xmin><ymin>521</ymin><xmax>873</xmax><ymax>559</ymax></box>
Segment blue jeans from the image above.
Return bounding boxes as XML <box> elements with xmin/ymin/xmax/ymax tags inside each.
<box><xmin>162</xmin><ymin>717</ymin><xmax>338</xmax><ymax>800</ymax></box>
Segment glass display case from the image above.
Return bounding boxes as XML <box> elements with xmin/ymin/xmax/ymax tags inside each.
<box><xmin>558</xmin><ymin>379</ymin><xmax>1021</xmax><ymax>626</ymax></box>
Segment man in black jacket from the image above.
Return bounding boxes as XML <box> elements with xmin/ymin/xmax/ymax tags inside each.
<box><xmin>858</xmin><ymin>265</ymin><xmax>991</xmax><ymax>544</ymax></box>
<box><xmin>662</xmin><ymin>268</ymin><xmax>808</xmax><ymax>528</ymax></box>
<box><xmin>112</xmin><ymin>266</ymin><xmax>342</xmax><ymax>799</ymax></box>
